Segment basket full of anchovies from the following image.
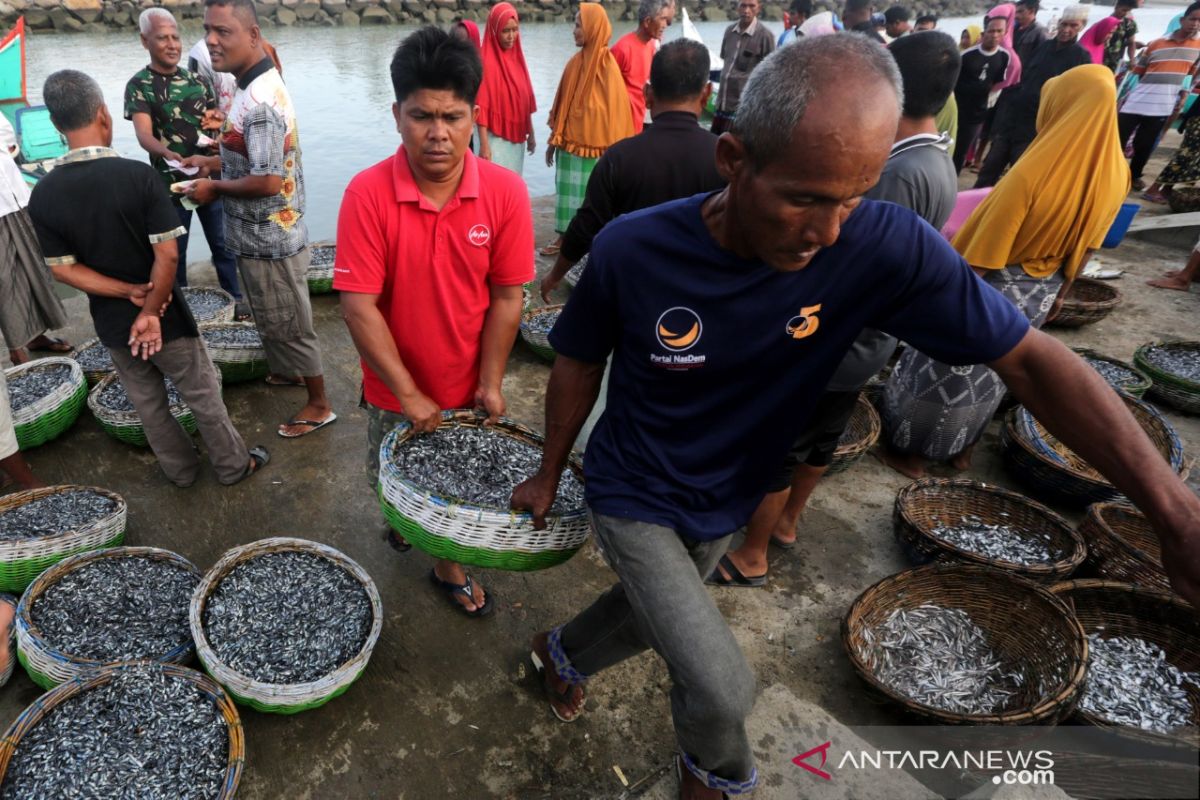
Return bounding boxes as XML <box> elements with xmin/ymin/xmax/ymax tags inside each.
<box><xmin>519</xmin><ymin>304</ymin><xmax>562</xmax><ymax>362</ymax></box>
<box><xmin>199</xmin><ymin>322</ymin><xmax>268</xmax><ymax>384</ymax></box>
<box><xmin>71</xmin><ymin>337</ymin><xmax>118</xmax><ymax>387</ymax></box>
<box><xmin>3</xmin><ymin>356</ymin><xmax>87</xmax><ymax>451</ymax></box>
<box><xmin>894</xmin><ymin>478</ymin><xmax>1086</xmax><ymax>582</ymax></box>
<box><xmin>378</xmin><ymin>410</ymin><xmax>589</xmax><ymax>571</ymax></box>
<box><xmin>182</xmin><ymin>286</ymin><xmax>236</xmax><ymax>324</ymax></box>
<box><xmin>1050</xmin><ymin>580</ymin><xmax>1200</xmax><ymax>747</ymax></box>
<box><xmin>843</xmin><ymin>564</ymin><xmax>1087</xmax><ymax>724</ymax></box>
<box><xmin>307</xmin><ymin>241</ymin><xmax>335</xmax><ymax>294</ymax></box>
<box><xmin>1135</xmin><ymin>341</ymin><xmax>1200</xmax><ymax>414</ymax></box>
<box><xmin>87</xmin><ymin>370</ymin><xmax>220</xmax><ymax>447</ymax></box>
<box><xmin>563</xmin><ymin>253</ymin><xmax>587</xmax><ymax>289</ymax></box>
<box><xmin>16</xmin><ymin>547</ymin><xmax>201</xmax><ymax>689</ymax></box>
<box><xmin>1073</xmin><ymin>348</ymin><xmax>1152</xmax><ymax>398</ymax></box>
<box><xmin>191</xmin><ymin>537</ymin><xmax>383</xmax><ymax>714</ymax></box>
<box><xmin>0</xmin><ymin>661</ymin><xmax>243</xmax><ymax>800</ymax></box>
<box><xmin>0</xmin><ymin>485</ymin><xmax>127</xmax><ymax>593</ymax></box>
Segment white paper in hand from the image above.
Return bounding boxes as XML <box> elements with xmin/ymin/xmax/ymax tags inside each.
<box><xmin>166</xmin><ymin>159</ymin><xmax>200</xmax><ymax>176</ymax></box>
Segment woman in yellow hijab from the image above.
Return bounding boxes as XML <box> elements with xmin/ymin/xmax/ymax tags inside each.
<box><xmin>959</xmin><ymin>24</ymin><xmax>982</xmax><ymax>50</ymax></box>
<box><xmin>880</xmin><ymin>65</ymin><xmax>1128</xmax><ymax>477</ymax></box>
<box><xmin>540</xmin><ymin>3</ymin><xmax>637</xmax><ymax>255</ymax></box>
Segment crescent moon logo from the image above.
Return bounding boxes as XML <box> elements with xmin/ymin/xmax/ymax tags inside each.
<box><xmin>655</xmin><ymin>307</ymin><xmax>703</xmax><ymax>352</ymax></box>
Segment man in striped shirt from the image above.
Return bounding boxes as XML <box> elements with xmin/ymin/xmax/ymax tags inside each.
<box><xmin>1118</xmin><ymin>1</ymin><xmax>1200</xmax><ymax>190</ymax></box>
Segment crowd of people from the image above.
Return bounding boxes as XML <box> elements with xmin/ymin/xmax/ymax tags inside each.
<box><xmin>1</xmin><ymin>1</ymin><xmax>1200</xmax><ymax>797</ymax></box>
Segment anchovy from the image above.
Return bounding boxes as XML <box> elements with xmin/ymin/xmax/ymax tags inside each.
<box><xmin>931</xmin><ymin>514</ymin><xmax>1062</xmax><ymax>566</ymax></box>
<box><xmin>97</xmin><ymin>377</ymin><xmax>186</xmax><ymax>413</ymax></box>
<box><xmin>181</xmin><ymin>287</ymin><xmax>230</xmax><ymax>322</ymax></box>
<box><xmin>1082</xmin><ymin>356</ymin><xmax>1143</xmax><ymax>390</ymax></box>
<box><xmin>524</xmin><ymin>310</ymin><xmax>561</xmax><ymax>335</ymax></box>
<box><xmin>1079</xmin><ymin>633</ymin><xmax>1199</xmax><ymax>734</ymax></box>
<box><xmin>200</xmin><ymin>326</ymin><xmax>263</xmax><ymax>348</ymax></box>
<box><xmin>74</xmin><ymin>342</ymin><xmax>115</xmax><ymax>372</ymax></box>
<box><xmin>1142</xmin><ymin>346</ymin><xmax>1200</xmax><ymax>383</ymax></box>
<box><xmin>308</xmin><ymin>246</ymin><xmax>336</xmax><ymax>268</ymax></box>
<box><xmin>0</xmin><ymin>490</ymin><xmax>118</xmax><ymax>541</ymax></box>
<box><xmin>7</xmin><ymin>365</ymin><xmax>73</xmax><ymax>412</ymax></box>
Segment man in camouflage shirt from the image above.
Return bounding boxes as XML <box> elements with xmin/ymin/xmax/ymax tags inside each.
<box><xmin>1104</xmin><ymin>0</ymin><xmax>1140</xmax><ymax>72</ymax></box>
<box><xmin>124</xmin><ymin>7</ymin><xmax>242</xmax><ymax>305</ymax></box>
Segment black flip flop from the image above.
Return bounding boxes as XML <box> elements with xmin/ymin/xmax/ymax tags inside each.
<box><xmin>230</xmin><ymin>446</ymin><xmax>270</xmax><ymax>485</ymax></box>
<box><xmin>704</xmin><ymin>554</ymin><xmax>767</xmax><ymax>588</ymax></box>
<box><xmin>382</xmin><ymin>527</ymin><xmax>412</xmax><ymax>552</ymax></box>
<box><xmin>28</xmin><ymin>335</ymin><xmax>72</xmax><ymax>353</ymax></box>
<box><xmin>769</xmin><ymin>532</ymin><xmax>796</xmax><ymax>550</ymax></box>
<box><xmin>428</xmin><ymin>568</ymin><xmax>493</xmax><ymax>618</ymax></box>
<box><xmin>529</xmin><ymin>641</ymin><xmax>586</xmax><ymax>723</ymax></box>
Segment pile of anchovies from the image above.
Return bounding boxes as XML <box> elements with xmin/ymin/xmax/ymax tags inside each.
<box><xmin>31</xmin><ymin>556</ymin><xmax>197</xmax><ymax>662</ymax></box>
<box><xmin>309</xmin><ymin>246</ymin><xmax>336</xmax><ymax>268</ymax></box>
<box><xmin>75</xmin><ymin>341</ymin><xmax>115</xmax><ymax>372</ymax></box>
<box><xmin>1079</xmin><ymin>634</ymin><xmax>1200</xmax><ymax>734</ymax></box>
<box><xmin>204</xmin><ymin>551</ymin><xmax>372</xmax><ymax>684</ymax></box>
<box><xmin>390</xmin><ymin>425</ymin><xmax>585</xmax><ymax>512</ymax></box>
<box><xmin>565</xmin><ymin>259</ymin><xmax>586</xmax><ymax>286</ymax></box>
<box><xmin>1083</xmin><ymin>355</ymin><xmax>1142</xmax><ymax>390</ymax></box>
<box><xmin>1142</xmin><ymin>345</ymin><xmax>1200</xmax><ymax>383</ymax></box>
<box><xmin>97</xmin><ymin>377</ymin><xmax>185</xmax><ymax>413</ymax></box>
<box><xmin>524</xmin><ymin>309</ymin><xmax>561</xmax><ymax>335</ymax></box>
<box><xmin>860</xmin><ymin>604</ymin><xmax>1026</xmax><ymax>715</ymax></box>
<box><xmin>7</xmin><ymin>365</ymin><xmax>73</xmax><ymax>411</ymax></box>
<box><xmin>182</xmin><ymin>287</ymin><xmax>231</xmax><ymax>321</ymax></box>
<box><xmin>0</xmin><ymin>489</ymin><xmax>118</xmax><ymax>541</ymax></box>
<box><xmin>0</xmin><ymin>665</ymin><xmax>228</xmax><ymax>800</ymax></box>
<box><xmin>201</xmin><ymin>326</ymin><xmax>263</xmax><ymax>348</ymax></box>
<box><xmin>930</xmin><ymin>514</ymin><xmax>1061</xmax><ymax>566</ymax></box>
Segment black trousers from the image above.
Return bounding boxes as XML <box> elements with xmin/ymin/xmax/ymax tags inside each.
<box><xmin>974</xmin><ymin>132</ymin><xmax>1034</xmax><ymax>188</ymax></box>
<box><xmin>953</xmin><ymin>120</ymin><xmax>984</xmax><ymax>174</ymax></box>
<box><xmin>1118</xmin><ymin>112</ymin><xmax>1168</xmax><ymax>181</ymax></box>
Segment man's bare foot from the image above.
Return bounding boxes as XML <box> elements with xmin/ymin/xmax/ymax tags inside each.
<box><xmin>873</xmin><ymin>446</ymin><xmax>927</xmax><ymax>479</ymax></box>
<box><xmin>278</xmin><ymin>402</ymin><xmax>335</xmax><ymax>437</ymax></box>
<box><xmin>1148</xmin><ymin>276</ymin><xmax>1193</xmax><ymax>291</ymax></box>
<box><xmin>1161</xmin><ymin>269</ymin><xmax>1200</xmax><ymax>281</ymax></box>
<box><xmin>7</xmin><ymin>349</ymin><xmax>27</xmax><ymax>366</ymax></box>
<box><xmin>530</xmin><ymin>631</ymin><xmax>586</xmax><ymax>722</ymax></box>
<box><xmin>433</xmin><ymin>560</ymin><xmax>486</xmax><ymax>614</ymax></box>
<box><xmin>949</xmin><ymin>444</ymin><xmax>975</xmax><ymax>472</ymax></box>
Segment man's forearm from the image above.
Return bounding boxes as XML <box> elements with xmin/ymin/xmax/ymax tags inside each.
<box><xmin>143</xmin><ymin>254</ymin><xmax>177</xmax><ymax>318</ymax></box>
<box><xmin>212</xmin><ymin>174</ymin><xmax>281</xmax><ymax>199</ymax></box>
<box><xmin>537</xmin><ymin>356</ymin><xmax>605</xmax><ymax>479</ymax></box>
<box><xmin>342</xmin><ymin>300</ymin><xmax>424</xmax><ymax>403</ymax></box>
<box><xmin>477</xmin><ymin>293</ymin><xmax>523</xmax><ymax>392</ymax></box>
<box><xmin>134</xmin><ymin>130</ymin><xmax>175</xmax><ymax>164</ymax></box>
<box><xmin>51</xmin><ymin>263</ymin><xmax>139</xmax><ymax>300</ymax></box>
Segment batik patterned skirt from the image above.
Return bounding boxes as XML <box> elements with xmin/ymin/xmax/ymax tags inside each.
<box><xmin>881</xmin><ymin>265</ymin><xmax>1061</xmax><ymax>460</ymax></box>
<box><xmin>1156</xmin><ymin>115</ymin><xmax>1200</xmax><ymax>187</ymax></box>
<box><xmin>554</xmin><ymin>151</ymin><xmax>598</xmax><ymax>233</ymax></box>
<box><xmin>0</xmin><ymin>207</ymin><xmax>67</xmax><ymax>348</ymax></box>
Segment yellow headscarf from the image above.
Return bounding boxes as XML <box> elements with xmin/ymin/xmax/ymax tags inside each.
<box><xmin>952</xmin><ymin>64</ymin><xmax>1130</xmax><ymax>280</ymax></box>
<box><xmin>547</xmin><ymin>3</ymin><xmax>636</xmax><ymax>158</ymax></box>
<box><xmin>961</xmin><ymin>24</ymin><xmax>981</xmax><ymax>49</ymax></box>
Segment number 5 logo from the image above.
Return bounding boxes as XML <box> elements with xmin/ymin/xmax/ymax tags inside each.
<box><xmin>785</xmin><ymin>304</ymin><xmax>822</xmax><ymax>340</ymax></box>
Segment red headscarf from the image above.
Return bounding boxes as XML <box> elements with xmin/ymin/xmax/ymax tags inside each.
<box><xmin>1080</xmin><ymin>16</ymin><xmax>1122</xmax><ymax>64</ymax></box>
<box><xmin>456</xmin><ymin>20</ymin><xmax>482</xmax><ymax>50</ymax></box>
<box><xmin>476</xmin><ymin>3</ymin><xmax>537</xmax><ymax>144</ymax></box>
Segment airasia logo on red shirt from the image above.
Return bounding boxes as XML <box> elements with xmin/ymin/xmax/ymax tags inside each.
<box><xmin>468</xmin><ymin>224</ymin><xmax>490</xmax><ymax>247</ymax></box>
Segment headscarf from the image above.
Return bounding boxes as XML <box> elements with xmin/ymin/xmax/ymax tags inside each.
<box><xmin>961</xmin><ymin>24</ymin><xmax>981</xmax><ymax>49</ymax></box>
<box><xmin>1080</xmin><ymin>16</ymin><xmax>1122</xmax><ymax>64</ymax></box>
<box><xmin>476</xmin><ymin>3</ymin><xmax>537</xmax><ymax>144</ymax></box>
<box><xmin>986</xmin><ymin>3</ymin><xmax>1022</xmax><ymax>89</ymax></box>
<box><xmin>455</xmin><ymin>20</ymin><xmax>482</xmax><ymax>50</ymax></box>
<box><xmin>799</xmin><ymin>10</ymin><xmax>838</xmax><ymax>37</ymax></box>
<box><xmin>547</xmin><ymin>3</ymin><xmax>636</xmax><ymax>158</ymax></box>
<box><xmin>952</xmin><ymin>65</ymin><xmax>1129</xmax><ymax>280</ymax></box>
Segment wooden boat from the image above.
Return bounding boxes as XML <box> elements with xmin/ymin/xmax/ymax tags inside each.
<box><xmin>1</xmin><ymin>18</ymin><xmax>67</xmax><ymax>187</ymax></box>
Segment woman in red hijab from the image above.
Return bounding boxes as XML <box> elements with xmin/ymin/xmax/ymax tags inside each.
<box><xmin>475</xmin><ymin>3</ymin><xmax>537</xmax><ymax>174</ymax></box>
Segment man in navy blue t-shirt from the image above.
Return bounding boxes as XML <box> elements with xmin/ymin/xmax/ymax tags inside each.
<box><xmin>514</xmin><ymin>35</ymin><xmax>1200</xmax><ymax>800</ymax></box>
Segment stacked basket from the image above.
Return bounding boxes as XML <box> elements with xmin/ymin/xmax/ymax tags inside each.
<box><xmin>1078</xmin><ymin>503</ymin><xmax>1172</xmax><ymax>593</ymax></box>
<box><xmin>827</xmin><ymin>393</ymin><xmax>880</xmax><ymax>474</ymax></box>
<box><xmin>0</xmin><ymin>485</ymin><xmax>126</xmax><ymax>593</ymax></box>
<box><xmin>200</xmin><ymin>322</ymin><xmax>269</xmax><ymax>384</ymax></box>
<box><xmin>1134</xmin><ymin>341</ymin><xmax>1200</xmax><ymax>414</ymax></box>
<box><xmin>4</xmin><ymin>357</ymin><xmax>87</xmax><ymax>451</ymax></box>
<box><xmin>520</xmin><ymin>305</ymin><xmax>562</xmax><ymax>363</ymax></box>
<box><xmin>87</xmin><ymin>371</ymin><xmax>221</xmax><ymax>447</ymax></box>
<box><xmin>307</xmin><ymin>241</ymin><xmax>335</xmax><ymax>295</ymax></box>
<box><xmin>71</xmin><ymin>338</ymin><xmax>116</xmax><ymax>387</ymax></box>
<box><xmin>1046</xmin><ymin>278</ymin><xmax>1121</xmax><ymax>328</ymax></box>
<box><xmin>182</xmin><ymin>286</ymin><xmax>236</xmax><ymax>324</ymax></box>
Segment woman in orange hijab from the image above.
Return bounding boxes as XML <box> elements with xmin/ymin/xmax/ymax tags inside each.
<box><xmin>540</xmin><ymin>3</ymin><xmax>637</xmax><ymax>255</ymax></box>
<box><xmin>476</xmin><ymin>3</ymin><xmax>537</xmax><ymax>175</ymax></box>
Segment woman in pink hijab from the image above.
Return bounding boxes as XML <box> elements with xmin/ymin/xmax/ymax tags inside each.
<box><xmin>1080</xmin><ymin>16</ymin><xmax>1123</xmax><ymax>64</ymax></box>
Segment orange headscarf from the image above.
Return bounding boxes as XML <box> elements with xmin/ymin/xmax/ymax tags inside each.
<box><xmin>547</xmin><ymin>3</ymin><xmax>636</xmax><ymax>158</ymax></box>
<box><xmin>952</xmin><ymin>65</ymin><xmax>1129</xmax><ymax>280</ymax></box>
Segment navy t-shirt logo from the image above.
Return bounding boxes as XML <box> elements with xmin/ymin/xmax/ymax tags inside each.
<box><xmin>785</xmin><ymin>304</ymin><xmax>822</xmax><ymax>340</ymax></box>
<box><xmin>652</xmin><ymin>306</ymin><xmax>706</xmax><ymax>369</ymax></box>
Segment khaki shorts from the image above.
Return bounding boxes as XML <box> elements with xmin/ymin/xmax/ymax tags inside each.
<box><xmin>237</xmin><ymin>248</ymin><xmax>323</xmax><ymax>377</ymax></box>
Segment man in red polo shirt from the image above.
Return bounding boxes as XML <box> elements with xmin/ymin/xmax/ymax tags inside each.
<box><xmin>335</xmin><ymin>27</ymin><xmax>533</xmax><ymax>617</ymax></box>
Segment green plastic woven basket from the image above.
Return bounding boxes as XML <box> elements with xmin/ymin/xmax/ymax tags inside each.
<box><xmin>1134</xmin><ymin>341</ymin><xmax>1200</xmax><ymax>414</ymax></box>
<box><xmin>5</xmin><ymin>358</ymin><xmax>88</xmax><ymax>451</ymax></box>
<box><xmin>87</xmin><ymin>372</ymin><xmax>212</xmax><ymax>447</ymax></box>
<box><xmin>519</xmin><ymin>305</ymin><xmax>561</xmax><ymax>363</ymax></box>
<box><xmin>199</xmin><ymin>322</ymin><xmax>269</xmax><ymax>384</ymax></box>
<box><xmin>307</xmin><ymin>241</ymin><xmax>335</xmax><ymax>295</ymax></box>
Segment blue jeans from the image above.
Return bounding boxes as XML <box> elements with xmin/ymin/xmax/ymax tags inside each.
<box><xmin>175</xmin><ymin>200</ymin><xmax>241</xmax><ymax>299</ymax></box>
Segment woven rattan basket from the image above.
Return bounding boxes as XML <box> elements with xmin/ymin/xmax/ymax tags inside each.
<box><xmin>199</xmin><ymin>322</ymin><xmax>269</xmax><ymax>384</ymax></box>
<box><xmin>0</xmin><ymin>485</ymin><xmax>126</xmax><ymax>593</ymax></box>
<box><xmin>827</xmin><ymin>393</ymin><xmax>881</xmax><ymax>475</ymax></box>
<box><xmin>87</xmin><ymin>370</ymin><xmax>221</xmax><ymax>447</ymax></box>
<box><xmin>15</xmin><ymin>546</ymin><xmax>201</xmax><ymax>690</ymax></box>
<box><xmin>1000</xmin><ymin>397</ymin><xmax>1185</xmax><ymax>507</ymax></box>
<box><xmin>1078</xmin><ymin>503</ymin><xmax>1171</xmax><ymax>593</ymax></box>
<box><xmin>307</xmin><ymin>240</ymin><xmax>335</xmax><ymax>295</ymax></box>
<box><xmin>894</xmin><ymin>478</ymin><xmax>1085</xmax><ymax>582</ymax></box>
<box><xmin>5</xmin><ymin>357</ymin><xmax>87</xmax><ymax>451</ymax></box>
<box><xmin>1049</xmin><ymin>579</ymin><xmax>1200</xmax><ymax>749</ymax></box>
<box><xmin>378</xmin><ymin>410</ymin><xmax>590</xmax><ymax>571</ymax></box>
<box><xmin>0</xmin><ymin>660</ymin><xmax>243</xmax><ymax>798</ymax></box>
<box><xmin>1134</xmin><ymin>341</ymin><xmax>1200</xmax><ymax>414</ymax></box>
<box><xmin>1073</xmin><ymin>347</ymin><xmax>1152</xmax><ymax>398</ymax></box>
<box><xmin>1167</xmin><ymin>186</ymin><xmax>1200</xmax><ymax>214</ymax></box>
<box><xmin>70</xmin><ymin>338</ymin><xmax>116</xmax><ymax>387</ymax></box>
<box><xmin>842</xmin><ymin>564</ymin><xmax>1087</xmax><ymax>725</ymax></box>
<box><xmin>519</xmin><ymin>305</ymin><xmax>562</xmax><ymax>362</ymax></box>
<box><xmin>1046</xmin><ymin>278</ymin><xmax>1121</xmax><ymax>328</ymax></box>
<box><xmin>190</xmin><ymin>537</ymin><xmax>383</xmax><ymax>715</ymax></box>
<box><xmin>563</xmin><ymin>254</ymin><xmax>587</xmax><ymax>289</ymax></box>
<box><xmin>182</xmin><ymin>286</ymin><xmax>236</xmax><ymax>324</ymax></box>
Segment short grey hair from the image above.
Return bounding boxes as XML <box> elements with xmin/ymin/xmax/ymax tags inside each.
<box><xmin>43</xmin><ymin>70</ymin><xmax>106</xmax><ymax>133</ymax></box>
<box><xmin>638</xmin><ymin>0</ymin><xmax>672</xmax><ymax>22</ymax></box>
<box><xmin>732</xmin><ymin>33</ymin><xmax>903</xmax><ymax>168</ymax></box>
<box><xmin>139</xmin><ymin>7</ymin><xmax>177</xmax><ymax>35</ymax></box>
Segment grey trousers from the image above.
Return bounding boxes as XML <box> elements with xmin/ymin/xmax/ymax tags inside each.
<box><xmin>108</xmin><ymin>336</ymin><xmax>249</xmax><ymax>486</ymax></box>
<box><xmin>237</xmin><ymin>248</ymin><xmax>323</xmax><ymax>377</ymax></box>
<box><xmin>550</xmin><ymin>513</ymin><xmax>758</xmax><ymax>795</ymax></box>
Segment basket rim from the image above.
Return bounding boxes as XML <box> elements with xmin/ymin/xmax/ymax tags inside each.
<box><xmin>519</xmin><ymin>303</ymin><xmax>565</xmax><ymax>330</ymax></box>
<box><xmin>841</xmin><ymin>563</ymin><xmax>1088</xmax><ymax>724</ymax></box>
<box><xmin>0</xmin><ymin>485</ymin><xmax>127</xmax><ymax>550</ymax></box>
<box><xmin>0</xmin><ymin>659</ymin><xmax>243</xmax><ymax>799</ymax></box>
<box><xmin>15</xmin><ymin>546</ymin><xmax>200</xmax><ymax>671</ymax></box>
<box><xmin>835</xmin><ymin>394</ymin><xmax>881</xmax><ymax>454</ymax></box>
<box><xmin>895</xmin><ymin>477</ymin><xmax>1087</xmax><ymax>574</ymax></box>
<box><xmin>1082</xmin><ymin>501</ymin><xmax>1163</xmax><ymax>570</ymax></box>
<box><xmin>87</xmin><ymin>371</ymin><xmax>199</xmax><ymax>421</ymax></box>
<box><xmin>189</xmin><ymin>536</ymin><xmax>384</xmax><ymax>699</ymax></box>
<box><xmin>198</xmin><ymin>321</ymin><xmax>265</xmax><ymax>349</ymax></box>
<box><xmin>1062</xmin><ymin>277</ymin><xmax>1121</xmax><ymax>307</ymax></box>
<box><xmin>379</xmin><ymin>409</ymin><xmax>587</xmax><ymax>525</ymax></box>
<box><xmin>1071</xmin><ymin>347</ymin><xmax>1154</xmax><ymax>390</ymax></box>
<box><xmin>3</xmin><ymin>357</ymin><xmax>86</xmax><ymax>423</ymax></box>
<box><xmin>1134</xmin><ymin>341</ymin><xmax>1200</xmax><ymax>392</ymax></box>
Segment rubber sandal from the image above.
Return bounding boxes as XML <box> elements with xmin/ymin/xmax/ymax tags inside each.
<box><xmin>233</xmin><ymin>302</ymin><xmax>252</xmax><ymax>321</ymax></box>
<box><xmin>704</xmin><ymin>554</ymin><xmax>767</xmax><ymax>588</ymax></box>
<box><xmin>382</xmin><ymin>527</ymin><xmax>412</xmax><ymax>552</ymax></box>
<box><xmin>28</xmin><ymin>335</ymin><xmax>72</xmax><ymax>353</ymax></box>
<box><xmin>229</xmin><ymin>446</ymin><xmax>269</xmax><ymax>485</ymax></box>
<box><xmin>538</xmin><ymin>243</ymin><xmax>561</xmax><ymax>256</ymax></box>
<box><xmin>428</xmin><ymin>568</ymin><xmax>493</xmax><ymax>618</ymax></box>
<box><xmin>769</xmin><ymin>532</ymin><xmax>796</xmax><ymax>550</ymax></box>
<box><xmin>530</xmin><ymin>635</ymin><xmax>585</xmax><ymax>722</ymax></box>
<box><xmin>277</xmin><ymin>412</ymin><xmax>338</xmax><ymax>439</ymax></box>
<box><xmin>265</xmin><ymin>375</ymin><xmax>305</xmax><ymax>387</ymax></box>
